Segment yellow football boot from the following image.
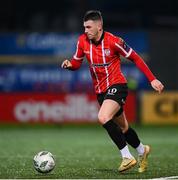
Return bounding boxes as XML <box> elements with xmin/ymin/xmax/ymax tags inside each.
<box><xmin>138</xmin><ymin>145</ymin><xmax>151</xmax><ymax>173</ymax></box>
<box><xmin>118</xmin><ymin>157</ymin><xmax>137</xmax><ymax>172</ymax></box>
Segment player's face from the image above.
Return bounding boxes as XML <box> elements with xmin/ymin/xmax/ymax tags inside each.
<box><xmin>84</xmin><ymin>20</ymin><xmax>102</xmax><ymax>41</ymax></box>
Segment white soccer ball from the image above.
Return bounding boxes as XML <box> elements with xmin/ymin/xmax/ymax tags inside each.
<box><xmin>33</xmin><ymin>151</ymin><xmax>55</xmax><ymax>173</ymax></box>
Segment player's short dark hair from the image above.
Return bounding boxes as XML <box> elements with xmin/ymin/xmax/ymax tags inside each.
<box><xmin>83</xmin><ymin>10</ymin><xmax>103</xmax><ymax>22</ymax></box>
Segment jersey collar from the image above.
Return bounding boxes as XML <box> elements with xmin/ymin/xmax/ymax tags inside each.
<box><xmin>91</xmin><ymin>31</ymin><xmax>105</xmax><ymax>46</ymax></box>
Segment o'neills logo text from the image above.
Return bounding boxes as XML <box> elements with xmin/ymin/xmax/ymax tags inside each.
<box><xmin>14</xmin><ymin>95</ymin><xmax>98</xmax><ymax>122</ymax></box>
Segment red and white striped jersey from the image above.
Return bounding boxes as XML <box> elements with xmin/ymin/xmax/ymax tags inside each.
<box><xmin>70</xmin><ymin>31</ymin><xmax>155</xmax><ymax>94</ymax></box>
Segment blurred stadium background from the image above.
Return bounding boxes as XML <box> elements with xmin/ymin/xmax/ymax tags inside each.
<box><xmin>0</xmin><ymin>0</ymin><xmax>177</xmax><ymax>179</ymax></box>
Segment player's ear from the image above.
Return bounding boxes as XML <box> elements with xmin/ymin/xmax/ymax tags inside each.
<box><xmin>98</xmin><ymin>21</ymin><xmax>102</xmax><ymax>31</ymax></box>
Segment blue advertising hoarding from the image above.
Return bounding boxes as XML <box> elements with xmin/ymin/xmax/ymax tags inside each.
<box><xmin>0</xmin><ymin>32</ymin><xmax>148</xmax><ymax>55</ymax></box>
<box><xmin>0</xmin><ymin>63</ymin><xmax>149</xmax><ymax>92</ymax></box>
<box><xmin>0</xmin><ymin>32</ymin><xmax>150</xmax><ymax>92</ymax></box>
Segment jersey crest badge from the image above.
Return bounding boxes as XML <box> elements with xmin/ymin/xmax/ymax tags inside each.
<box><xmin>104</xmin><ymin>49</ymin><xmax>110</xmax><ymax>56</ymax></box>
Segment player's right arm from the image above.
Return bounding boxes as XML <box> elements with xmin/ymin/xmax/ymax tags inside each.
<box><xmin>61</xmin><ymin>36</ymin><xmax>85</xmax><ymax>70</ymax></box>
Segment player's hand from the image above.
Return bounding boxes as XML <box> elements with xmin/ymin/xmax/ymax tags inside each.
<box><xmin>61</xmin><ymin>60</ymin><xmax>72</xmax><ymax>69</ymax></box>
<box><xmin>151</xmin><ymin>79</ymin><xmax>164</xmax><ymax>94</ymax></box>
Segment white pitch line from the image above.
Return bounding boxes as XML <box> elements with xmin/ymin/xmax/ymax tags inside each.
<box><xmin>152</xmin><ymin>176</ymin><xmax>178</xmax><ymax>179</ymax></box>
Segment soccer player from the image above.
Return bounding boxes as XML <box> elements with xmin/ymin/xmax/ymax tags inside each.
<box><xmin>61</xmin><ymin>10</ymin><xmax>164</xmax><ymax>173</ymax></box>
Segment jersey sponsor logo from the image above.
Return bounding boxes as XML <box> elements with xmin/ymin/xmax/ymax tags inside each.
<box><xmin>91</xmin><ymin>62</ymin><xmax>111</xmax><ymax>67</ymax></box>
<box><xmin>107</xmin><ymin>88</ymin><xmax>117</xmax><ymax>95</ymax></box>
<box><xmin>104</xmin><ymin>49</ymin><xmax>110</xmax><ymax>56</ymax></box>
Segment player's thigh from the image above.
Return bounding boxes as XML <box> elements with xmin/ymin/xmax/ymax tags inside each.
<box><xmin>113</xmin><ymin>111</ymin><xmax>129</xmax><ymax>133</ymax></box>
<box><xmin>98</xmin><ymin>99</ymin><xmax>120</xmax><ymax>124</ymax></box>
<box><xmin>105</xmin><ymin>83</ymin><xmax>128</xmax><ymax>116</ymax></box>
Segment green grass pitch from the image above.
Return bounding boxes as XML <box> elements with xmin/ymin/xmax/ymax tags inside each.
<box><xmin>0</xmin><ymin>124</ymin><xmax>177</xmax><ymax>179</ymax></box>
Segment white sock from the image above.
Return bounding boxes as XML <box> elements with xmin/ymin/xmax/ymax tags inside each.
<box><xmin>136</xmin><ymin>143</ymin><xmax>145</xmax><ymax>155</ymax></box>
<box><xmin>120</xmin><ymin>145</ymin><xmax>134</xmax><ymax>159</ymax></box>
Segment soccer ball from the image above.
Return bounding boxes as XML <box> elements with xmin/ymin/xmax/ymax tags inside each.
<box><xmin>33</xmin><ymin>151</ymin><xmax>55</xmax><ymax>173</ymax></box>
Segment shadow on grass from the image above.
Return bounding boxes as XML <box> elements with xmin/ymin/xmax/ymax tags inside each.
<box><xmin>94</xmin><ymin>168</ymin><xmax>137</xmax><ymax>175</ymax></box>
<box><xmin>33</xmin><ymin>172</ymin><xmax>56</xmax><ymax>179</ymax></box>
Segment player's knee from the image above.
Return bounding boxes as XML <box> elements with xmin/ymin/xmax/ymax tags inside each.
<box><xmin>98</xmin><ymin>113</ymin><xmax>112</xmax><ymax>125</ymax></box>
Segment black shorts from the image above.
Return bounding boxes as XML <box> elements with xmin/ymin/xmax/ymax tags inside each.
<box><xmin>97</xmin><ymin>83</ymin><xmax>128</xmax><ymax>116</ymax></box>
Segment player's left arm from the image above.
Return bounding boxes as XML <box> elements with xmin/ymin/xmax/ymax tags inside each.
<box><xmin>114</xmin><ymin>37</ymin><xmax>164</xmax><ymax>93</ymax></box>
<box><xmin>128</xmin><ymin>49</ymin><xmax>164</xmax><ymax>93</ymax></box>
